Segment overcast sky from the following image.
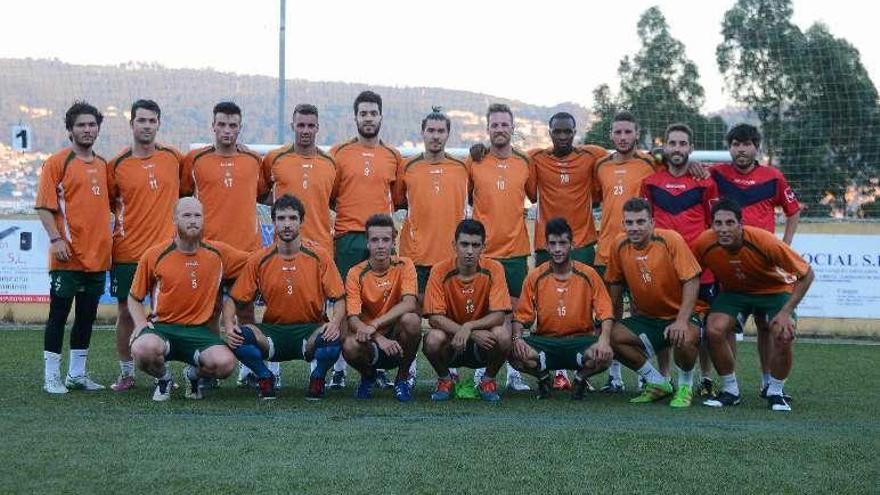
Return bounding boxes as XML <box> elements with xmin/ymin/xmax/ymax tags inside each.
<box><xmin>2</xmin><ymin>0</ymin><xmax>877</xmax><ymax>112</ymax></box>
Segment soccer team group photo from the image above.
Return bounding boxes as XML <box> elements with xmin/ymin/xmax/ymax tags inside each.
<box><xmin>37</xmin><ymin>92</ymin><xmax>813</xmax><ymax>413</ymax></box>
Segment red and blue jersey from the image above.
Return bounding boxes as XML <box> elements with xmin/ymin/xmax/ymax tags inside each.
<box><xmin>641</xmin><ymin>170</ymin><xmax>719</xmax><ymax>246</ymax></box>
<box><xmin>710</xmin><ymin>163</ymin><xmax>801</xmax><ymax>233</ymax></box>
<box><xmin>641</xmin><ymin>170</ymin><xmax>719</xmax><ymax>284</ymax></box>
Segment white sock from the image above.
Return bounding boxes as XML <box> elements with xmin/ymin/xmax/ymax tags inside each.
<box><xmin>333</xmin><ymin>355</ymin><xmax>347</xmax><ymax>373</ymax></box>
<box><xmin>160</xmin><ymin>364</ymin><xmax>172</xmax><ymax>382</ymax></box>
<box><xmin>720</xmin><ymin>373</ymin><xmax>739</xmax><ymax>396</ymax></box>
<box><xmin>767</xmin><ymin>376</ymin><xmax>785</xmax><ymax>397</ymax></box>
<box><xmin>677</xmin><ymin>366</ymin><xmax>694</xmax><ymax>389</ymax></box>
<box><xmin>409</xmin><ymin>360</ymin><xmax>417</xmax><ymax>376</ymax></box>
<box><xmin>239</xmin><ymin>364</ymin><xmax>252</xmax><ymax>379</ymax></box>
<box><xmin>68</xmin><ymin>349</ymin><xmax>88</xmax><ymax>377</ymax></box>
<box><xmin>609</xmin><ymin>360</ymin><xmax>623</xmax><ymax>383</ymax></box>
<box><xmin>309</xmin><ymin>360</ymin><xmax>317</xmax><ymax>373</ymax></box>
<box><xmin>120</xmin><ymin>360</ymin><xmax>135</xmax><ymax>377</ymax></box>
<box><xmin>185</xmin><ymin>365</ymin><xmax>199</xmax><ymax>381</ymax></box>
<box><xmin>762</xmin><ymin>372</ymin><xmax>771</xmax><ymax>388</ymax></box>
<box><xmin>44</xmin><ymin>351</ymin><xmax>62</xmax><ymax>380</ymax></box>
<box><xmin>636</xmin><ymin>361</ymin><xmax>665</xmax><ymax>385</ymax></box>
<box><xmin>555</xmin><ymin>369</ymin><xmax>569</xmax><ymax>378</ymax></box>
<box><xmin>267</xmin><ymin>361</ymin><xmax>280</xmax><ymax>376</ymax></box>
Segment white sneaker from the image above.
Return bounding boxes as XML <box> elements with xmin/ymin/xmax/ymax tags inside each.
<box><xmin>506</xmin><ymin>373</ymin><xmax>531</xmax><ymax>391</ymax></box>
<box><xmin>43</xmin><ymin>375</ymin><xmax>69</xmax><ymax>394</ymax></box>
<box><xmin>64</xmin><ymin>373</ymin><xmax>105</xmax><ymax>391</ymax></box>
<box><xmin>152</xmin><ymin>378</ymin><xmax>173</xmax><ymax>402</ymax></box>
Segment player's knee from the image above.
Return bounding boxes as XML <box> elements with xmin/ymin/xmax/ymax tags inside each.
<box><xmin>341</xmin><ymin>336</ymin><xmax>361</xmax><ymax>359</ymax></box>
<box><xmin>705</xmin><ymin>315</ymin><xmax>729</xmax><ymax>342</ymax></box>
<box><xmin>400</xmin><ymin>312</ymin><xmax>421</xmax><ymax>331</ymax></box>
<box><xmin>422</xmin><ymin>329</ymin><xmax>447</xmax><ymax>354</ymax></box>
<box><xmin>207</xmin><ymin>351</ymin><xmax>236</xmax><ymax>378</ymax></box>
<box><xmin>131</xmin><ymin>335</ymin><xmax>163</xmax><ymax>361</ymax></box>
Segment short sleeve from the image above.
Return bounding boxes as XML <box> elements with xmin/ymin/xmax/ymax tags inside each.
<box><xmin>35</xmin><ymin>156</ymin><xmax>61</xmax><ymax>212</ymax></box>
<box><xmin>421</xmin><ymin>265</ymin><xmax>447</xmax><ymax>316</ymax></box>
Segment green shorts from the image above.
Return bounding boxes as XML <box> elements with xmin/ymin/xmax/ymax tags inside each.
<box><xmin>618</xmin><ymin>314</ymin><xmax>703</xmax><ymax>354</ymax></box>
<box><xmin>334</xmin><ymin>231</ymin><xmax>369</xmax><ymax>280</ymax></box>
<box><xmin>535</xmin><ymin>243</ymin><xmax>596</xmax><ymax>267</ymax></box>
<box><xmin>448</xmin><ymin>339</ymin><xmax>489</xmax><ymax>369</ymax></box>
<box><xmin>49</xmin><ymin>270</ymin><xmax>106</xmax><ymax>298</ymax></box>
<box><xmin>496</xmin><ymin>256</ymin><xmax>527</xmax><ymax>298</ymax></box>
<box><xmin>711</xmin><ymin>292</ymin><xmax>795</xmax><ymax>323</ymax></box>
<box><xmin>143</xmin><ymin>322</ymin><xmax>225</xmax><ymax>366</ymax></box>
<box><xmin>110</xmin><ymin>263</ymin><xmax>138</xmax><ymax>300</ymax></box>
<box><xmin>416</xmin><ymin>265</ymin><xmax>432</xmax><ymax>294</ymax></box>
<box><xmin>523</xmin><ymin>334</ymin><xmax>598</xmax><ymax>371</ymax></box>
<box><xmin>256</xmin><ymin>322</ymin><xmax>321</xmax><ymax>362</ymax></box>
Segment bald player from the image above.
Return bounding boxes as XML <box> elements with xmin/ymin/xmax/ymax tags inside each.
<box><xmin>128</xmin><ymin>197</ymin><xmax>248</xmax><ymax>401</ymax></box>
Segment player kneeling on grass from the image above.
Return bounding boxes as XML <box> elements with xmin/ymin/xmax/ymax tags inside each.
<box><xmin>342</xmin><ymin>214</ymin><xmax>422</xmax><ymax>401</ymax></box>
<box><xmin>605</xmin><ymin>198</ymin><xmax>704</xmax><ymax>408</ymax></box>
<box><xmin>422</xmin><ymin>219</ymin><xmax>512</xmax><ymax>402</ymax></box>
<box><xmin>129</xmin><ymin>198</ymin><xmax>248</xmax><ymax>401</ymax></box>
<box><xmin>509</xmin><ymin>218</ymin><xmax>614</xmax><ymax>400</ymax></box>
<box><xmin>222</xmin><ymin>194</ymin><xmax>346</xmax><ymax>400</ymax></box>
<box><xmin>693</xmin><ymin>198</ymin><xmax>814</xmax><ymax>411</ymax></box>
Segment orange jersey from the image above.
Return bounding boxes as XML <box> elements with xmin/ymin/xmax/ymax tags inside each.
<box><xmin>230</xmin><ymin>242</ymin><xmax>344</xmax><ymax>324</ymax></box>
<box><xmin>262</xmin><ymin>146</ymin><xmax>337</xmax><ymax>251</ymax></box>
<box><xmin>514</xmin><ymin>261</ymin><xmax>613</xmax><ymax>337</ymax></box>
<box><xmin>594</xmin><ymin>151</ymin><xmax>658</xmax><ymax>265</ymax></box>
<box><xmin>35</xmin><ymin>147</ymin><xmax>112</xmax><ymax>272</ymax></box>
<box><xmin>181</xmin><ymin>146</ymin><xmax>267</xmax><ymax>252</ymax></box>
<box><xmin>346</xmin><ymin>256</ymin><xmax>418</xmax><ymax>323</ymax></box>
<box><xmin>527</xmin><ymin>146</ymin><xmax>607</xmax><ymax>251</ymax></box>
<box><xmin>604</xmin><ymin>229</ymin><xmax>705</xmax><ymax>319</ymax></box>
<box><xmin>107</xmin><ymin>145</ymin><xmax>182</xmax><ymax>263</ymax></box>
<box><xmin>693</xmin><ymin>226</ymin><xmax>810</xmax><ymax>295</ymax></box>
<box><xmin>467</xmin><ymin>149</ymin><xmax>533</xmax><ymax>258</ymax></box>
<box><xmin>330</xmin><ymin>139</ymin><xmax>402</xmax><ymax>236</ymax></box>
<box><xmin>130</xmin><ymin>239</ymin><xmax>248</xmax><ymax>325</ymax></box>
<box><xmin>396</xmin><ymin>153</ymin><xmax>470</xmax><ymax>266</ymax></box>
<box><xmin>423</xmin><ymin>256</ymin><xmax>511</xmax><ymax>324</ymax></box>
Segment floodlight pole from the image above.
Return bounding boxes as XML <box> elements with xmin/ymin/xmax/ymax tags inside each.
<box><xmin>277</xmin><ymin>0</ymin><xmax>286</xmax><ymax>145</ymax></box>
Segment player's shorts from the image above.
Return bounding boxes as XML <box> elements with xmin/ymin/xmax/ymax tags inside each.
<box><xmin>618</xmin><ymin>314</ymin><xmax>703</xmax><ymax>355</ymax></box>
<box><xmin>334</xmin><ymin>231</ymin><xmax>369</xmax><ymax>280</ymax></box>
<box><xmin>495</xmin><ymin>255</ymin><xmax>528</xmax><ymax>298</ymax></box>
<box><xmin>255</xmin><ymin>322</ymin><xmax>321</xmax><ymax>362</ymax></box>
<box><xmin>710</xmin><ymin>292</ymin><xmax>795</xmax><ymax>324</ymax></box>
<box><xmin>110</xmin><ymin>262</ymin><xmax>138</xmax><ymax>300</ymax></box>
<box><xmin>143</xmin><ymin>322</ymin><xmax>225</xmax><ymax>366</ymax></box>
<box><xmin>523</xmin><ymin>334</ymin><xmax>598</xmax><ymax>370</ymax></box>
<box><xmin>448</xmin><ymin>339</ymin><xmax>489</xmax><ymax>369</ymax></box>
<box><xmin>415</xmin><ymin>265</ymin><xmax>432</xmax><ymax>294</ymax></box>
<box><xmin>49</xmin><ymin>270</ymin><xmax>106</xmax><ymax>298</ymax></box>
<box><xmin>534</xmin><ymin>243</ymin><xmax>596</xmax><ymax>267</ymax></box>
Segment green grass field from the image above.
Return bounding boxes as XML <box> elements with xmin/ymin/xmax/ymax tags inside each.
<box><xmin>1</xmin><ymin>328</ymin><xmax>877</xmax><ymax>494</ymax></box>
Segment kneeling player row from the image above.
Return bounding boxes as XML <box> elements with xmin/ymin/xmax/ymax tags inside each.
<box><xmin>127</xmin><ymin>194</ymin><xmax>812</xmax><ymax>411</ymax></box>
